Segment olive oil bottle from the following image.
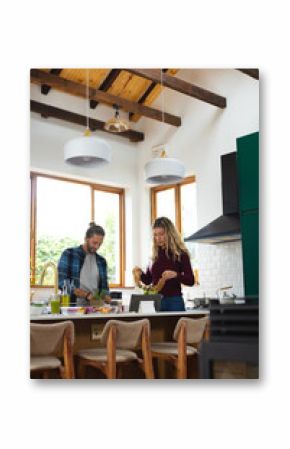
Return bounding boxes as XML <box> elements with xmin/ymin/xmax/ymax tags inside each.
<box><xmin>61</xmin><ymin>279</ymin><xmax>70</xmax><ymax>307</ymax></box>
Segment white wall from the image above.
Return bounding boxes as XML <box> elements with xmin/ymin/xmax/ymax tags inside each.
<box><xmin>135</xmin><ymin>69</ymin><xmax>259</xmax><ymax>296</ymax></box>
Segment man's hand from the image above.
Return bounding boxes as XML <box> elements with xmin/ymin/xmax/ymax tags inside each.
<box><xmin>162</xmin><ymin>270</ymin><xmax>178</xmax><ymax>281</ymax></box>
<box><xmin>74</xmin><ymin>288</ymin><xmax>92</xmax><ymax>299</ymax></box>
<box><xmin>87</xmin><ymin>292</ymin><xmax>94</xmax><ymax>302</ymax></box>
<box><xmin>104</xmin><ymin>295</ymin><xmax>111</xmax><ymax>303</ymax></box>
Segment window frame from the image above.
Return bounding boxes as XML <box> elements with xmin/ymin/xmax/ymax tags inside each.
<box><xmin>30</xmin><ymin>171</ymin><xmax>125</xmax><ymax>288</ymax></box>
<box><xmin>150</xmin><ymin>175</ymin><xmax>196</xmax><ymax>233</ymax></box>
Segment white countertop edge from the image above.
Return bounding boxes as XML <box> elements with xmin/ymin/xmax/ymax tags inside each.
<box><xmin>30</xmin><ymin>310</ymin><xmax>209</xmax><ymax>321</ymax></box>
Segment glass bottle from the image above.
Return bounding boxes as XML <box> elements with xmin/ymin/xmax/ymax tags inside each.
<box><xmin>62</xmin><ymin>279</ymin><xmax>70</xmax><ymax>307</ymax></box>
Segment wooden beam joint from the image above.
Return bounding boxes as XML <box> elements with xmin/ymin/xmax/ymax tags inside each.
<box><xmin>41</xmin><ymin>69</ymin><xmax>62</xmax><ymax>94</ymax></box>
<box><xmin>90</xmin><ymin>69</ymin><xmax>121</xmax><ymax>109</ymax></box>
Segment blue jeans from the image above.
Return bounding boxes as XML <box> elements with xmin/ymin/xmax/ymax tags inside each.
<box><xmin>160</xmin><ymin>295</ymin><xmax>185</xmax><ymax>312</ymax></box>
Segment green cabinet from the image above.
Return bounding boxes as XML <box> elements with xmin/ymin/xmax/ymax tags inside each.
<box><xmin>236</xmin><ymin>132</ymin><xmax>259</xmax><ymax>297</ymax></box>
<box><xmin>240</xmin><ymin>210</ymin><xmax>259</xmax><ymax>296</ymax></box>
<box><xmin>237</xmin><ymin>132</ymin><xmax>259</xmax><ymax>212</ymax></box>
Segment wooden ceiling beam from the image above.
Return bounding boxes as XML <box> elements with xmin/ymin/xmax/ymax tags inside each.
<box><xmin>41</xmin><ymin>69</ymin><xmax>62</xmax><ymax>95</ymax></box>
<box><xmin>30</xmin><ymin>100</ymin><xmax>144</xmax><ymax>142</ymax></box>
<box><xmin>237</xmin><ymin>69</ymin><xmax>259</xmax><ymax>80</ymax></box>
<box><xmin>90</xmin><ymin>69</ymin><xmax>121</xmax><ymax>109</ymax></box>
<box><xmin>125</xmin><ymin>69</ymin><xmax>227</xmax><ymax>108</ymax></box>
<box><xmin>31</xmin><ymin>69</ymin><xmax>181</xmax><ymax>127</ymax></box>
<box><xmin>129</xmin><ymin>68</ymin><xmax>168</xmax><ymax>122</ymax></box>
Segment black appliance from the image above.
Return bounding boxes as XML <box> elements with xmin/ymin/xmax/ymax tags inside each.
<box><xmin>185</xmin><ymin>152</ymin><xmax>241</xmax><ymax>244</ymax></box>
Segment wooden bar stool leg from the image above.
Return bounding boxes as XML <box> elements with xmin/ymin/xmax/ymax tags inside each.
<box><xmin>63</xmin><ymin>329</ymin><xmax>75</xmax><ymax>379</ymax></box>
<box><xmin>177</xmin><ymin>322</ymin><xmax>187</xmax><ymax>379</ymax></box>
<box><xmin>106</xmin><ymin>325</ymin><xmax>117</xmax><ymax>379</ymax></box>
<box><xmin>142</xmin><ymin>324</ymin><xmax>154</xmax><ymax>379</ymax></box>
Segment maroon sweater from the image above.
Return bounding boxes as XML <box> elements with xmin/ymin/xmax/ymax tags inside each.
<box><xmin>140</xmin><ymin>249</ymin><xmax>194</xmax><ymax>297</ymax></box>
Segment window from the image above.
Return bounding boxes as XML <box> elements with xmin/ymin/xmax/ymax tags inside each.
<box><xmin>151</xmin><ymin>176</ymin><xmax>198</xmax><ymax>269</ymax></box>
<box><xmin>30</xmin><ymin>173</ymin><xmax>125</xmax><ymax>287</ymax></box>
<box><xmin>94</xmin><ymin>190</ymin><xmax>121</xmax><ymax>285</ymax></box>
<box><xmin>155</xmin><ymin>188</ymin><xmax>176</xmax><ymax>226</ymax></box>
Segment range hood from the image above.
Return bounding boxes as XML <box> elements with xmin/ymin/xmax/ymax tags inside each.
<box><xmin>185</xmin><ymin>152</ymin><xmax>241</xmax><ymax>244</ymax></box>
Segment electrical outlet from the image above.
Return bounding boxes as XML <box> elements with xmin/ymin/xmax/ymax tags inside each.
<box><xmin>91</xmin><ymin>323</ymin><xmax>104</xmax><ymax>340</ymax></box>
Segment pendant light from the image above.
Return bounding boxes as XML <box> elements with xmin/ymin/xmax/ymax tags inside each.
<box><xmin>64</xmin><ymin>69</ymin><xmax>111</xmax><ymax>167</ymax></box>
<box><xmin>104</xmin><ymin>104</ymin><xmax>129</xmax><ymax>133</ymax></box>
<box><xmin>144</xmin><ymin>69</ymin><xmax>185</xmax><ymax>185</ymax></box>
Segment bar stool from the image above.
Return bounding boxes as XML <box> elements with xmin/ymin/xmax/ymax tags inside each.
<box><xmin>30</xmin><ymin>321</ymin><xmax>75</xmax><ymax>379</ymax></box>
<box><xmin>77</xmin><ymin>319</ymin><xmax>154</xmax><ymax>379</ymax></box>
<box><xmin>151</xmin><ymin>317</ymin><xmax>209</xmax><ymax>379</ymax></box>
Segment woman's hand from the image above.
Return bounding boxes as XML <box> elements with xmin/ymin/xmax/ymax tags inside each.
<box><xmin>132</xmin><ymin>266</ymin><xmax>142</xmax><ymax>275</ymax></box>
<box><xmin>132</xmin><ymin>266</ymin><xmax>143</xmax><ymax>287</ymax></box>
<box><xmin>162</xmin><ymin>270</ymin><xmax>178</xmax><ymax>281</ymax></box>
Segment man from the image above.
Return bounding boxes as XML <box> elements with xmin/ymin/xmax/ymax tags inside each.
<box><xmin>58</xmin><ymin>222</ymin><xmax>111</xmax><ymax>305</ymax></box>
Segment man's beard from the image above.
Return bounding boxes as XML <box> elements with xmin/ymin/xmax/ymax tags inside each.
<box><xmin>88</xmin><ymin>246</ymin><xmax>96</xmax><ymax>253</ymax></box>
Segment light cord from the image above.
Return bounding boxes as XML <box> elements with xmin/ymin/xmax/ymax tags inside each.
<box><xmin>161</xmin><ymin>68</ymin><xmax>165</xmax><ymax>124</ymax></box>
<box><xmin>86</xmin><ymin>69</ymin><xmax>89</xmax><ymax>130</ymax></box>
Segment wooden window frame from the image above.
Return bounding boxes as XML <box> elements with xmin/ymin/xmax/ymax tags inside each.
<box><xmin>150</xmin><ymin>175</ymin><xmax>196</xmax><ymax>233</ymax></box>
<box><xmin>30</xmin><ymin>171</ymin><xmax>125</xmax><ymax>288</ymax></box>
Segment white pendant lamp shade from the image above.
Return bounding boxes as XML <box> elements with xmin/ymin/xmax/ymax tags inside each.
<box><xmin>64</xmin><ymin>69</ymin><xmax>112</xmax><ymax>168</ymax></box>
<box><xmin>144</xmin><ymin>69</ymin><xmax>185</xmax><ymax>185</ymax></box>
<box><xmin>64</xmin><ymin>134</ymin><xmax>111</xmax><ymax>167</ymax></box>
<box><xmin>145</xmin><ymin>157</ymin><xmax>185</xmax><ymax>184</ymax></box>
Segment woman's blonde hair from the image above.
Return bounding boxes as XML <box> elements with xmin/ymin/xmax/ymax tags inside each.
<box><xmin>152</xmin><ymin>217</ymin><xmax>189</xmax><ymax>261</ymax></box>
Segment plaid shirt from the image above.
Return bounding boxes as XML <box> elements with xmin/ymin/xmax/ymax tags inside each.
<box><xmin>57</xmin><ymin>245</ymin><xmax>109</xmax><ymax>298</ymax></box>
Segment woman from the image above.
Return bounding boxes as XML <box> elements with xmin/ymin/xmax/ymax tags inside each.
<box><xmin>134</xmin><ymin>217</ymin><xmax>194</xmax><ymax>311</ymax></box>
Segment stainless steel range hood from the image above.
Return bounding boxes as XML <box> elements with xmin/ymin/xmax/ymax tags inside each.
<box><xmin>185</xmin><ymin>152</ymin><xmax>241</xmax><ymax>244</ymax></box>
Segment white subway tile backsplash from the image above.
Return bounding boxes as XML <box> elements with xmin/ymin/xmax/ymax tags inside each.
<box><xmin>196</xmin><ymin>241</ymin><xmax>244</xmax><ymax>298</ymax></box>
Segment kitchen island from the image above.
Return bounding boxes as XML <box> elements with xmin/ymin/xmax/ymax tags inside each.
<box><xmin>31</xmin><ymin>310</ymin><xmax>209</xmax><ymax>378</ymax></box>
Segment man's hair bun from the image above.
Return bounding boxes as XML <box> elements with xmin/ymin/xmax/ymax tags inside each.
<box><xmin>85</xmin><ymin>222</ymin><xmax>105</xmax><ymax>238</ymax></box>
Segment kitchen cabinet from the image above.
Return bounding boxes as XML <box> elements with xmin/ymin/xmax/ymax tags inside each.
<box><xmin>237</xmin><ymin>132</ymin><xmax>259</xmax><ymax>211</ymax></box>
<box><xmin>236</xmin><ymin>132</ymin><xmax>259</xmax><ymax>297</ymax></box>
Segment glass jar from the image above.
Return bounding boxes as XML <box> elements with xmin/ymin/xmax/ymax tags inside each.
<box><xmin>49</xmin><ymin>294</ymin><xmax>61</xmax><ymax>314</ymax></box>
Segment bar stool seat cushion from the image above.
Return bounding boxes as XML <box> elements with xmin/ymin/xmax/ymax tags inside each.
<box><xmin>30</xmin><ymin>356</ymin><xmax>62</xmax><ymax>371</ymax></box>
<box><xmin>77</xmin><ymin>348</ymin><xmax>138</xmax><ymax>363</ymax></box>
<box><xmin>151</xmin><ymin>342</ymin><xmax>197</xmax><ymax>356</ymax></box>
